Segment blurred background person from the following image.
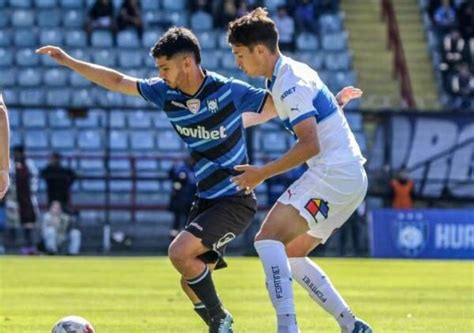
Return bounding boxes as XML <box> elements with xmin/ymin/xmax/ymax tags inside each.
<box><xmin>167</xmin><ymin>156</ymin><xmax>196</xmax><ymax>243</ymax></box>
<box><xmin>85</xmin><ymin>0</ymin><xmax>116</xmax><ymax>34</ymax></box>
<box><xmin>390</xmin><ymin>168</ymin><xmax>414</xmax><ymax>209</ymax></box>
<box><xmin>7</xmin><ymin>145</ymin><xmax>39</xmax><ymax>254</ymax></box>
<box><xmin>117</xmin><ymin>0</ymin><xmax>143</xmax><ymax>38</ymax></box>
<box><xmin>41</xmin><ymin>201</ymin><xmax>81</xmax><ymax>255</ymax></box>
<box><xmin>41</xmin><ymin>152</ymin><xmax>76</xmax><ymax>213</ymax></box>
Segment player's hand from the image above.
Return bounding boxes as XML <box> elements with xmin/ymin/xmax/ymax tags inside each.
<box><xmin>36</xmin><ymin>46</ymin><xmax>72</xmax><ymax>66</ymax></box>
<box><xmin>336</xmin><ymin>86</ymin><xmax>363</xmax><ymax>108</ymax></box>
<box><xmin>231</xmin><ymin>164</ymin><xmax>266</xmax><ymax>194</ymax></box>
<box><xmin>0</xmin><ymin>170</ymin><xmax>9</xmax><ymax>200</ymax></box>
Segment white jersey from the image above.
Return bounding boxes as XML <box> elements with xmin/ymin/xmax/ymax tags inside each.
<box><xmin>267</xmin><ymin>55</ymin><xmax>365</xmax><ymax>167</ymax></box>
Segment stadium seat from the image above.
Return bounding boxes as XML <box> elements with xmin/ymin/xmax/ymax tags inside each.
<box><xmin>135</xmin><ymin>159</ymin><xmax>159</xmax><ymax>173</ymax></box>
<box><xmin>47</xmin><ymin>88</ymin><xmax>72</xmax><ymax>107</ymax></box>
<box><xmin>167</xmin><ymin>11</ymin><xmax>188</xmax><ymax>27</ymax></box>
<box><xmin>22</xmin><ymin>109</ymin><xmax>47</xmax><ymax>127</ymax></box>
<box><xmin>62</xmin><ymin>10</ymin><xmax>85</xmax><ymax>28</ymax></box>
<box><xmin>20</xmin><ymin>89</ymin><xmax>46</xmax><ymax>106</ymax></box>
<box><xmin>197</xmin><ymin>31</ymin><xmax>217</xmax><ymax>49</ymax></box>
<box><xmin>117</xmin><ymin>30</ymin><xmax>140</xmax><ymax>48</ymax></box>
<box><xmin>79</xmin><ymin>157</ymin><xmax>105</xmax><ymax>172</ymax></box>
<box><xmin>11</xmin><ymin>10</ymin><xmax>34</xmax><ymax>27</ymax></box>
<box><xmin>0</xmin><ymin>31</ymin><xmax>12</xmax><ymax>47</ymax></box>
<box><xmin>142</xmin><ymin>0</ymin><xmax>159</xmax><ymax>11</ymax></box>
<box><xmin>142</xmin><ymin>30</ymin><xmax>162</xmax><ymax>48</ymax></box>
<box><xmin>34</xmin><ymin>0</ymin><xmax>57</xmax><ymax>8</ymax></box>
<box><xmin>261</xmin><ymin>132</ymin><xmax>288</xmax><ymax>152</ymax></box>
<box><xmin>130</xmin><ymin>131</ymin><xmax>155</xmax><ymax>150</ymax></box>
<box><xmin>91</xmin><ymin>49</ymin><xmax>116</xmax><ymax>67</ymax></box>
<box><xmin>118</xmin><ymin>50</ymin><xmax>142</xmax><ymax>68</ymax></box>
<box><xmin>24</xmin><ymin>130</ymin><xmax>48</xmax><ymax>149</ymax></box>
<box><xmin>0</xmin><ymin>69</ymin><xmax>16</xmax><ymax>87</ymax></box>
<box><xmin>59</xmin><ymin>0</ymin><xmax>83</xmax><ymax>8</ymax></box>
<box><xmin>69</xmin><ymin>49</ymin><xmax>90</xmax><ymax>62</ymax></box>
<box><xmin>91</xmin><ymin>30</ymin><xmax>114</xmax><ymax>47</ymax></box>
<box><xmin>128</xmin><ymin>111</ymin><xmax>152</xmax><ymax>128</ymax></box>
<box><xmin>9</xmin><ymin>0</ymin><xmax>31</xmax><ymax>7</ymax></box>
<box><xmin>143</xmin><ymin>11</ymin><xmax>162</xmax><ymax>28</ymax></box>
<box><xmin>156</xmin><ymin>131</ymin><xmax>181</xmax><ymax>151</ymax></box>
<box><xmin>264</xmin><ymin>0</ymin><xmax>285</xmax><ymax>12</ymax></box>
<box><xmin>123</xmin><ymin>94</ymin><xmax>148</xmax><ymax>108</ymax></box>
<box><xmin>162</xmin><ymin>0</ymin><xmax>186</xmax><ymax>11</ymax></box>
<box><xmin>81</xmin><ymin>180</ymin><xmax>106</xmax><ymax>192</ymax></box>
<box><xmin>109</xmin><ymin>159</ymin><xmax>131</xmax><ymax>173</ymax></box>
<box><xmin>75</xmin><ymin>109</ymin><xmax>104</xmax><ymax>128</ymax></box>
<box><xmin>13</xmin><ymin>29</ymin><xmax>37</xmax><ymax>47</ymax></box>
<box><xmin>95</xmin><ymin>90</ymin><xmax>125</xmax><ymax>108</ymax></box>
<box><xmin>296</xmin><ymin>51</ymin><xmax>324</xmax><ymax>70</ymax></box>
<box><xmin>0</xmin><ymin>10</ymin><xmax>9</xmax><ymax>28</ymax></box>
<box><xmin>37</xmin><ymin>9</ymin><xmax>61</xmax><ymax>27</ymax></box>
<box><xmin>71</xmin><ymin>89</ymin><xmax>94</xmax><ymax>107</ymax></box>
<box><xmin>50</xmin><ymin>130</ymin><xmax>76</xmax><ymax>149</ymax></box>
<box><xmin>191</xmin><ymin>11</ymin><xmax>214</xmax><ymax>31</ymax></box>
<box><xmin>63</xmin><ymin>30</ymin><xmax>87</xmax><ymax>47</ymax></box>
<box><xmin>201</xmin><ymin>51</ymin><xmax>220</xmax><ymax>70</ymax></box>
<box><xmin>18</xmin><ymin>69</ymin><xmax>42</xmax><ymax>87</ymax></box>
<box><xmin>0</xmin><ymin>48</ymin><xmax>13</xmax><ymax>66</ymax></box>
<box><xmin>69</xmin><ymin>71</ymin><xmax>91</xmax><ymax>87</ymax></box>
<box><xmin>16</xmin><ymin>49</ymin><xmax>39</xmax><ymax>67</ymax></box>
<box><xmin>217</xmin><ymin>31</ymin><xmax>230</xmax><ymax>49</ymax></box>
<box><xmin>321</xmin><ymin>32</ymin><xmax>348</xmax><ymax>51</ymax></box>
<box><xmin>296</xmin><ymin>33</ymin><xmax>319</xmax><ymax>51</ymax></box>
<box><xmin>10</xmin><ymin>129</ymin><xmax>22</xmax><ymax>146</ymax></box>
<box><xmin>44</xmin><ymin>68</ymin><xmax>69</xmax><ymax>87</ymax></box>
<box><xmin>221</xmin><ymin>52</ymin><xmax>237</xmax><ymax>70</ymax></box>
<box><xmin>40</xmin><ymin>29</ymin><xmax>63</xmax><ymax>45</ymax></box>
<box><xmin>152</xmin><ymin>111</ymin><xmax>172</xmax><ymax>129</ymax></box>
<box><xmin>324</xmin><ymin>51</ymin><xmax>352</xmax><ymax>71</ymax></box>
<box><xmin>136</xmin><ymin>180</ymin><xmax>160</xmax><ymax>192</ymax></box>
<box><xmin>319</xmin><ymin>14</ymin><xmax>343</xmax><ymax>33</ymax></box>
<box><xmin>48</xmin><ymin>108</ymin><xmax>72</xmax><ymax>128</ymax></box>
<box><xmin>109</xmin><ymin>130</ymin><xmax>129</xmax><ymax>150</ymax></box>
<box><xmin>77</xmin><ymin>130</ymin><xmax>103</xmax><ymax>150</ymax></box>
<box><xmin>110</xmin><ymin>110</ymin><xmax>127</xmax><ymax>128</ymax></box>
<box><xmin>7</xmin><ymin>108</ymin><xmax>20</xmax><ymax>128</ymax></box>
<box><xmin>2</xmin><ymin>89</ymin><xmax>19</xmax><ymax>105</ymax></box>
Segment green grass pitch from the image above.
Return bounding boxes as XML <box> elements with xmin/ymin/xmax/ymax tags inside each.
<box><xmin>0</xmin><ymin>257</ymin><xmax>472</xmax><ymax>332</ymax></box>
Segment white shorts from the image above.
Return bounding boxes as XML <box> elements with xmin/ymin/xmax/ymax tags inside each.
<box><xmin>277</xmin><ymin>161</ymin><xmax>368</xmax><ymax>244</ymax></box>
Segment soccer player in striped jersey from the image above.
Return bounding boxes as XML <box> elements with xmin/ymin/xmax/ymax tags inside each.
<box><xmin>228</xmin><ymin>8</ymin><xmax>373</xmax><ymax>333</ymax></box>
<box><xmin>0</xmin><ymin>93</ymin><xmax>10</xmax><ymax>199</ymax></box>
<box><xmin>37</xmin><ymin>27</ymin><xmax>273</xmax><ymax>333</ymax></box>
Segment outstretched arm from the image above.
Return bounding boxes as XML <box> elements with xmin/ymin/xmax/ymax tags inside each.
<box><xmin>36</xmin><ymin>45</ymin><xmax>140</xmax><ymax>96</ymax></box>
<box><xmin>0</xmin><ymin>93</ymin><xmax>10</xmax><ymax>199</ymax></box>
<box><xmin>335</xmin><ymin>86</ymin><xmax>363</xmax><ymax>109</ymax></box>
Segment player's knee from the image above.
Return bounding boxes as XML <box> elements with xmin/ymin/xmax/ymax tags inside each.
<box><xmin>168</xmin><ymin>241</ymin><xmax>187</xmax><ymax>266</ymax></box>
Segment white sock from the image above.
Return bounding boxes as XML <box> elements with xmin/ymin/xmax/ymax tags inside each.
<box><xmin>255</xmin><ymin>240</ymin><xmax>298</xmax><ymax>331</ymax></box>
<box><xmin>289</xmin><ymin>257</ymin><xmax>355</xmax><ymax>329</ymax></box>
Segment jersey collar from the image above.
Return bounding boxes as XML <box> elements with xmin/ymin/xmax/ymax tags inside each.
<box><xmin>265</xmin><ymin>55</ymin><xmax>284</xmax><ymax>91</ymax></box>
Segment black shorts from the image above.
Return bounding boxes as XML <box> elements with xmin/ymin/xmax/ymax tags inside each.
<box><xmin>185</xmin><ymin>193</ymin><xmax>257</xmax><ymax>269</ymax></box>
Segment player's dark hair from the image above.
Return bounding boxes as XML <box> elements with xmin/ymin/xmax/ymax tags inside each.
<box><xmin>227</xmin><ymin>7</ymin><xmax>279</xmax><ymax>53</ymax></box>
<box><xmin>150</xmin><ymin>27</ymin><xmax>201</xmax><ymax>64</ymax></box>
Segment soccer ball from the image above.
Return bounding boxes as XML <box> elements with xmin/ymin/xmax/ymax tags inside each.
<box><xmin>51</xmin><ymin>315</ymin><xmax>95</xmax><ymax>333</ymax></box>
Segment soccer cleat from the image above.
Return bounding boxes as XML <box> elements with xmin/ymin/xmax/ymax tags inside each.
<box><xmin>341</xmin><ymin>318</ymin><xmax>373</xmax><ymax>333</ymax></box>
<box><xmin>209</xmin><ymin>310</ymin><xmax>234</xmax><ymax>333</ymax></box>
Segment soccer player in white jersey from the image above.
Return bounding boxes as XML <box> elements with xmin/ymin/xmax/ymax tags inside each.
<box><xmin>0</xmin><ymin>93</ymin><xmax>10</xmax><ymax>199</ymax></box>
<box><xmin>228</xmin><ymin>8</ymin><xmax>373</xmax><ymax>333</ymax></box>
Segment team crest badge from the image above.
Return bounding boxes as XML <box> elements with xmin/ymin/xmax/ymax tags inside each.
<box><xmin>206</xmin><ymin>98</ymin><xmax>219</xmax><ymax>113</ymax></box>
<box><xmin>304</xmin><ymin>198</ymin><xmax>329</xmax><ymax>223</ymax></box>
<box><xmin>392</xmin><ymin>214</ymin><xmax>429</xmax><ymax>258</ymax></box>
<box><xmin>186</xmin><ymin>98</ymin><xmax>201</xmax><ymax>113</ymax></box>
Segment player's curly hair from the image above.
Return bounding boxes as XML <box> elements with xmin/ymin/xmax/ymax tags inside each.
<box><xmin>150</xmin><ymin>27</ymin><xmax>201</xmax><ymax>64</ymax></box>
<box><xmin>227</xmin><ymin>7</ymin><xmax>279</xmax><ymax>53</ymax></box>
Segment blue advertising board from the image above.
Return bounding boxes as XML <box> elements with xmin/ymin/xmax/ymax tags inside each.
<box><xmin>370</xmin><ymin>209</ymin><xmax>474</xmax><ymax>259</ymax></box>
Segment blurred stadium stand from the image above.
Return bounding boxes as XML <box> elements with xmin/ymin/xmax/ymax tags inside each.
<box><xmin>2</xmin><ymin>0</ymin><xmax>472</xmax><ymax>254</ymax></box>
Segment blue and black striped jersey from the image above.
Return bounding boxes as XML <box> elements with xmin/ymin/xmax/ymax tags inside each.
<box><xmin>137</xmin><ymin>71</ymin><xmax>268</xmax><ymax>199</ymax></box>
